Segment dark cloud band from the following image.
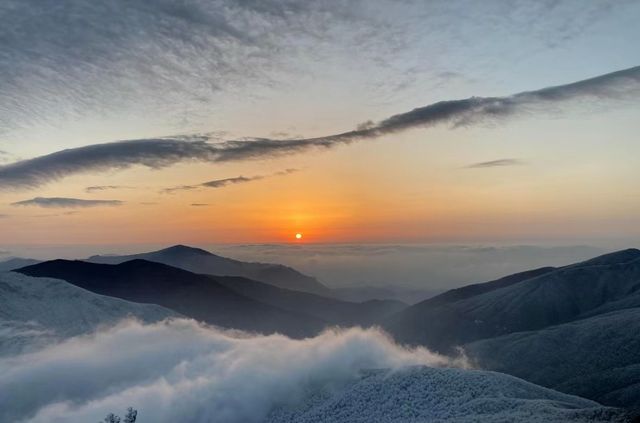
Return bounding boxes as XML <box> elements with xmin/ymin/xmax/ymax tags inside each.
<box><xmin>466</xmin><ymin>158</ymin><xmax>525</xmax><ymax>168</ymax></box>
<box><xmin>11</xmin><ymin>197</ymin><xmax>123</xmax><ymax>208</ymax></box>
<box><xmin>163</xmin><ymin>168</ymin><xmax>298</xmax><ymax>193</ymax></box>
<box><xmin>0</xmin><ymin>66</ymin><xmax>638</xmax><ymax>190</ymax></box>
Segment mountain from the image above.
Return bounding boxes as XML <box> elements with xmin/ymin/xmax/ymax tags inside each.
<box><xmin>266</xmin><ymin>366</ymin><xmax>629</xmax><ymax>423</ymax></box>
<box><xmin>17</xmin><ymin>259</ymin><xmax>327</xmax><ymax>338</ymax></box>
<box><xmin>86</xmin><ymin>245</ymin><xmax>332</xmax><ymax>296</ymax></box>
<box><xmin>216</xmin><ymin>276</ymin><xmax>407</xmax><ymax>326</ymax></box>
<box><xmin>382</xmin><ymin>248</ymin><xmax>640</xmax><ymax>408</ymax></box>
<box><xmin>466</xmin><ymin>306</ymin><xmax>640</xmax><ymax>408</ymax></box>
<box><xmin>0</xmin><ymin>257</ymin><xmax>41</xmax><ymax>272</ymax></box>
<box><xmin>0</xmin><ymin>271</ymin><xmax>174</xmax><ymax>356</ymax></box>
<box><xmin>384</xmin><ymin>248</ymin><xmax>640</xmax><ymax>353</ymax></box>
<box><xmin>333</xmin><ymin>285</ymin><xmax>441</xmax><ymax>304</ymax></box>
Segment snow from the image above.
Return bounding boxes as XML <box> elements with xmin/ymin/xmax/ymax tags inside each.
<box><xmin>466</xmin><ymin>306</ymin><xmax>640</xmax><ymax>407</ymax></box>
<box><xmin>267</xmin><ymin>367</ymin><xmax>628</xmax><ymax>423</ymax></box>
<box><xmin>0</xmin><ymin>271</ymin><xmax>175</xmax><ymax>356</ymax></box>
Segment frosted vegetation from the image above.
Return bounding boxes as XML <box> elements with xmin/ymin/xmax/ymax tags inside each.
<box><xmin>0</xmin><ymin>272</ymin><xmax>174</xmax><ymax>356</ymax></box>
<box><xmin>267</xmin><ymin>367</ymin><xmax>627</xmax><ymax>423</ymax></box>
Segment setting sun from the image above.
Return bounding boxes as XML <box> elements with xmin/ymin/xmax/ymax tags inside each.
<box><xmin>295</xmin><ymin>233</ymin><xmax>303</xmax><ymax>240</ymax></box>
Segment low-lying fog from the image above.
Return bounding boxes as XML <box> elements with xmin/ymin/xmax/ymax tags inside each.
<box><xmin>0</xmin><ymin>319</ymin><xmax>464</xmax><ymax>423</ymax></box>
<box><xmin>2</xmin><ymin>243</ymin><xmax>608</xmax><ymax>294</ymax></box>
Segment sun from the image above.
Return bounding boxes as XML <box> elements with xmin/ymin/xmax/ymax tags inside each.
<box><xmin>295</xmin><ymin>233</ymin><xmax>303</xmax><ymax>240</ymax></box>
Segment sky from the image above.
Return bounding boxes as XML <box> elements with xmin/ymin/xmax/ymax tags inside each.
<box><xmin>1</xmin><ymin>0</ymin><xmax>640</xmax><ymax>246</ymax></box>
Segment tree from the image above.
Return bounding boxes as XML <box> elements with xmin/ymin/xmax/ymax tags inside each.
<box><xmin>102</xmin><ymin>413</ymin><xmax>120</xmax><ymax>423</ymax></box>
<box><xmin>124</xmin><ymin>407</ymin><xmax>137</xmax><ymax>423</ymax></box>
<box><xmin>99</xmin><ymin>408</ymin><xmax>136</xmax><ymax>423</ymax></box>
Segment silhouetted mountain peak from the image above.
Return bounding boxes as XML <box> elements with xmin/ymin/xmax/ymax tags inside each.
<box><xmin>86</xmin><ymin>245</ymin><xmax>332</xmax><ymax>296</ymax></box>
<box><xmin>157</xmin><ymin>245</ymin><xmax>214</xmax><ymax>256</ymax></box>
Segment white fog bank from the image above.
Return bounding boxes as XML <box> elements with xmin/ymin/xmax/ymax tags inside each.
<box><xmin>0</xmin><ymin>319</ymin><xmax>463</xmax><ymax>423</ymax></box>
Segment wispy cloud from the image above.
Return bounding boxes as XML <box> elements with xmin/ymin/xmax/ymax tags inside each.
<box><xmin>466</xmin><ymin>158</ymin><xmax>526</xmax><ymax>168</ymax></box>
<box><xmin>11</xmin><ymin>197</ymin><xmax>123</xmax><ymax>208</ymax></box>
<box><xmin>0</xmin><ymin>66</ymin><xmax>639</xmax><ymax>190</ymax></box>
<box><xmin>0</xmin><ymin>0</ymin><xmax>369</xmax><ymax>135</ymax></box>
<box><xmin>32</xmin><ymin>211</ymin><xmax>80</xmax><ymax>218</ymax></box>
<box><xmin>163</xmin><ymin>168</ymin><xmax>299</xmax><ymax>194</ymax></box>
<box><xmin>85</xmin><ymin>185</ymin><xmax>135</xmax><ymax>193</ymax></box>
<box><xmin>191</xmin><ymin>203</ymin><xmax>210</xmax><ymax>207</ymax></box>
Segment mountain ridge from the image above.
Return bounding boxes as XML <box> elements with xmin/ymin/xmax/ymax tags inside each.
<box><xmin>384</xmin><ymin>248</ymin><xmax>640</xmax><ymax>352</ymax></box>
<box><xmin>16</xmin><ymin>259</ymin><xmax>328</xmax><ymax>338</ymax></box>
<box><xmin>86</xmin><ymin>244</ymin><xmax>332</xmax><ymax>296</ymax></box>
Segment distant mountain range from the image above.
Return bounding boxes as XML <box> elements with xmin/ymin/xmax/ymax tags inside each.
<box><xmin>1</xmin><ymin>245</ymin><xmax>434</xmax><ymax>303</ymax></box>
<box><xmin>17</xmin><ymin>259</ymin><xmax>327</xmax><ymax>338</ymax></box>
<box><xmin>215</xmin><ymin>276</ymin><xmax>406</xmax><ymax>326</ymax></box>
<box><xmin>86</xmin><ymin>245</ymin><xmax>332</xmax><ymax>296</ymax></box>
<box><xmin>382</xmin><ymin>248</ymin><xmax>640</xmax><ymax>408</ymax></box>
<box><xmin>16</xmin><ymin>258</ymin><xmax>406</xmax><ymax>337</ymax></box>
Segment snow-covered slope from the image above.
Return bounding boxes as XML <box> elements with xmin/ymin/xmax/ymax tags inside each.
<box><xmin>0</xmin><ymin>272</ymin><xmax>175</xmax><ymax>356</ymax></box>
<box><xmin>0</xmin><ymin>257</ymin><xmax>41</xmax><ymax>272</ymax></box>
<box><xmin>466</xmin><ymin>306</ymin><xmax>640</xmax><ymax>407</ymax></box>
<box><xmin>385</xmin><ymin>248</ymin><xmax>640</xmax><ymax>352</ymax></box>
<box><xmin>267</xmin><ymin>366</ymin><xmax>628</xmax><ymax>423</ymax></box>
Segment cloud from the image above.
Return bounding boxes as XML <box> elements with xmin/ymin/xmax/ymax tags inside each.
<box><xmin>85</xmin><ymin>185</ymin><xmax>135</xmax><ymax>193</ymax></box>
<box><xmin>11</xmin><ymin>197</ymin><xmax>123</xmax><ymax>208</ymax></box>
<box><xmin>0</xmin><ymin>319</ymin><xmax>463</xmax><ymax>423</ymax></box>
<box><xmin>0</xmin><ymin>0</ymin><xmax>370</xmax><ymax>135</ymax></box>
<box><xmin>190</xmin><ymin>203</ymin><xmax>210</xmax><ymax>207</ymax></box>
<box><xmin>163</xmin><ymin>168</ymin><xmax>299</xmax><ymax>194</ymax></box>
<box><xmin>32</xmin><ymin>211</ymin><xmax>80</xmax><ymax>218</ymax></box>
<box><xmin>0</xmin><ymin>66</ymin><xmax>639</xmax><ymax>190</ymax></box>
<box><xmin>0</xmin><ymin>150</ymin><xmax>11</xmax><ymax>164</ymax></box>
<box><xmin>466</xmin><ymin>158</ymin><xmax>526</xmax><ymax>168</ymax></box>
<box><xmin>214</xmin><ymin>244</ymin><xmax>605</xmax><ymax>293</ymax></box>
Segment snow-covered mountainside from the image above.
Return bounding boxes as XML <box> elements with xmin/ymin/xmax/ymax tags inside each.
<box><xmin>267</xmin><ymin>366</ymin><xmax>628</xmax><ymax>423</ymax></box>
<box><xmin>0</xmin><ymin>272</ymin><xmax>175</xmax><ymax>356</ymax></box>
<box><xmin>0</xmin><ymin>257</ymin><xmax>41</xmax><ymax>272</ymax></box>
<box><xmin>87</xmin><ymin>244</ymin><xmax>332</xmax><ymax>296</ymax></box>
<box><xmin>466</xmin><ymin>306</ymin><xmax>640</xmax><ymax>407</ymax></box>
<box><xmin>385</xmin><ymin>248</ymin><xmax>640</xmax><ymax>352</ymax></box>
<box><xmin>380</xmin><ymin>248</ymin><xmax>640</xmax><ymax>409</ymax></box>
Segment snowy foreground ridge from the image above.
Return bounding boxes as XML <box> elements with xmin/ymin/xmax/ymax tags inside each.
<box><xmin>0</xmin><ymin>272</ymin><xmax>174</xmax><ymax>356</ymax></box>
<box><xmin>267</xmin><ymin>367</ymin><xmax>626</xmax><ymax>423</ymax></box>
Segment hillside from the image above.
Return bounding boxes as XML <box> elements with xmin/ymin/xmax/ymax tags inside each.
<box><xmin>216</xmin><ymin>275</ymin><xmax>406</xmax><ymax>326</ymax></box>
<box><xmin>384</xmin><ymin>249</ymin><xmax>640</xmax><ymax>352</ymax></box>
<box><xmin>267</xmin><ymin>366</ymin><xmax>629</xmax><ymax>423</ymax></box>
<box><xmin>0</xmin><ymin>257</ymin><xmax>41</xmax><ymax>272</ymax></box>
<box><xmin>0</xmin><ymin>271</ymin><xmax>174</xmax><ymax>356</ymax></box>
<box><xmin>16</xmin><ymin>259</ymin><xmax>326</xmax><ymax>338</ymax></box>
<box><xmin>466</xmin><ymin>306</ymin><xmax>640</xmax><ymax>407</ymax></box>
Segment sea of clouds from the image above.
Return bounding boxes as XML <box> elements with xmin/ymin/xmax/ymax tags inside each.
<box><xmin>0</xmin><ymin>318</ymin><xmax>465</xmax><ymax>423</ymax></box>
